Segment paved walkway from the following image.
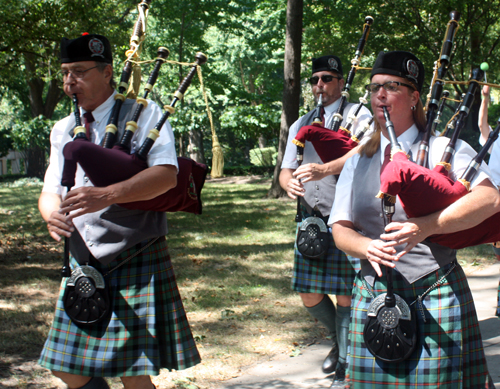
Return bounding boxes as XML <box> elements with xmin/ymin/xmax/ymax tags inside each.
<box><xmin>216</xmin><ymin>262</ymin><xmax>500</xmax><ymax>389</ymax></box>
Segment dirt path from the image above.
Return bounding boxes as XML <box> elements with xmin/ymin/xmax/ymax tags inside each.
<box><xmin>207</xmin><ymin>175</ymin><xmax>272</xmax><ymax>185</ymax></box>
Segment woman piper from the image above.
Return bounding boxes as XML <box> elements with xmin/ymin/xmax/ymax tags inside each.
<box><xmin>329</xmin><ymin>50</ymin><xmax>499</xmax><ymax>387</ymax></box>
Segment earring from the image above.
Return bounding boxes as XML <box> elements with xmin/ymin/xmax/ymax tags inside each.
<box><xmin>411</xmin><ymin>105</ymin><xmax>416</xmax><ymax>111</ymax></box>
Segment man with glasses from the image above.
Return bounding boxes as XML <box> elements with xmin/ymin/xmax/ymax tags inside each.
<box><xmin>38</xmin><ymin>33</ymin><xmax>200</xmax><ymax>389</ymax></box>
<box><xmin>279</xmin><ymin>55</ymin><xmax>372</xmax><ymax>388</ymax></box>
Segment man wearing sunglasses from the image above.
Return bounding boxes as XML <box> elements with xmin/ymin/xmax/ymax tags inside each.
<box><xmin>279</xmin><ymin>55</ymin><xmax>372</xmax><ymax>387</ymax></box>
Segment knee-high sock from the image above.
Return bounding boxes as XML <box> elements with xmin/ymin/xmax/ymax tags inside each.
<box><xmin>336</xmin><ymin>304</ymin><xmax>351</xmax><ymax>365</ymax></box>
<box><xmin>305</xmin><ymin>295</ymin><xmax>337</xmax><ymax>343</ymax></box>
<box><xmin>76</xmin><ymin>377</ymin><xmax>110</xmax><ymax>389</ymax></box>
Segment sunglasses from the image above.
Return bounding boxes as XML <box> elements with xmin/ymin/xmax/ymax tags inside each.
<box><xmin>365</xmin><ymin>81</ymin><xmax>416</xmax><ymax>94</ymax></box>
<box><xmin>309</xmin><ymin>75</ymin><xmax>342</xmax><ymax>85</ymax></box>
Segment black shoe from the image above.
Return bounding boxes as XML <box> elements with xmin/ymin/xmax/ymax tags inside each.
<box><xmin>322</xmin><ymin>343</ymin><xmax>339</xmax><ymax>374</ymax></box>
<box><xmin>329</xmin><ymin>363</ymin><xmax>346</xmax><ymax>389</ymax></box>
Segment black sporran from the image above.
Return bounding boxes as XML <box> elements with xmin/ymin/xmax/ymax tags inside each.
<box><xmin>363</xmin><ymin>293</ymin><xmax>417</xmax><ymax>363</ymax></box>
<box><xmin>63</xmin><ymin>265</ymin><xmax>111</xmax><ymax>327</ymax></box>
<box><xmin>296</xmin><ymin>216</ymin><xmax>329</xmax><ymax>260</ymax></box>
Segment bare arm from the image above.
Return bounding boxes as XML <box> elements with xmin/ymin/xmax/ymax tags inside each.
<box><xmin>38</xmin><ymin>191</ymin><xmax>73</xmax><ymax>242</ymax></box>
<box><xmin>293</xmin><ymin>146</ymin><xmax>361</xmax><ymax>183</ymax></box>
<box><xmin>381</xmin><ymin>179</ymin><xmax>500</xmax><ymax>258</ymax></box>
<box><xmin>333</xmin><ymin>179</ymin><xmax>500</xmax><ymax>276</ymax></box>
<box><xmin>60</xmin><ymin>164</ymin><xmax>177</xmax><ymax>219</ymax></box>
<box><xmin>332</xmin><ymin>220</ymin><xmax>397</xmax><ymax>277</ymax></box>
<box><xmin>479</xmin><ymin>85</ymin><xmax>491</xmax><ymax>143</ymax></box>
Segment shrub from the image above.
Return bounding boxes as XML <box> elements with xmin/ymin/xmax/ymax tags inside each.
<box><xmin>249</xmin><ymin>147</ymin><xmax>277</xmax><ymax>166</ymax></box>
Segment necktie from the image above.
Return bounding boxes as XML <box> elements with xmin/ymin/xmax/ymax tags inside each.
<box><xmin>83</xmin><ymin>111</ymin><xmax>95</xmax><ymax>140</ymax></box>
<box><xmin>381</xmin><ymin>143</ymin><xmax>391</xmax><ymax>173</ymax></box>
<box><xmin>320</xmin><ymin>106</ymin><xmax>325</xmax><ymax>127</ymax></box>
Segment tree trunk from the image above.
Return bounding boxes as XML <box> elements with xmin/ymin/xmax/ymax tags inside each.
<box><xmin>188</xmin><ymin>128</ymin><xmax>206</xmax><ymax>164</ymax></box>
<box><xmin>268</xmin><ymin>0</ymin><xmax>302</xmax><ymax>198</ymax></box>
<box><xmin>178</xmin><ymin>133</ymin><xmax>187</xmax><ymax>157</ymax></box>
<box><xmin>24</xmin><ymin>52</ymin><xmax>65</xmax><ymax>178</ymax></box>
<box><xmin>258</xmin><ymin>134</ymin><xmax>266</xmax><ymax>148</ymax></box>
<box><xmin>25</xmin><ymin>147</ymin><xmax>47</xmax><ymax>178</ymax></box>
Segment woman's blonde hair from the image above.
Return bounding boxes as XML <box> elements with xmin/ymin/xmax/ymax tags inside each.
<box><xmin>360</xmin><ymin>90</ymin><xmax>426</xmax><ymax>158</ymax></box>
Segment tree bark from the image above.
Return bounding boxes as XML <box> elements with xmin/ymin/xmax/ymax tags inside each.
<box><xmin>178</xmin><ymin>133</ymin><xmax>187</xmax><ymax>157</ymax></box>
<box><xmin>258</xmin><ymin>134</ymin><xmax>266</xmax><ymax>148</ymax></box>
<box><xmin>268</xmin><ymin>0</ymin><xmax>302</xmax><ymax>198</ymax></box>
<box><xmin>188</xmin><ymin>128</ymin><xmax>206</xmax><ymax>164</ymax></box>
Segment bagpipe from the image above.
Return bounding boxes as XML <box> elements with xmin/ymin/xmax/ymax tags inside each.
<box><xmin>377</xmin><ymin>11</ymin><xmax>500</xmax><ymax>250</ymax></box>
<box><xmin>291</xmin><ymin>16</ymin><xmax>375</xmax><ymax>163</ymax></box>
<box><xmin>62</xmin><ymin>51</ymin><xmax>209</xmax><ymax>214</ymax></box>
<box><xmin>60</xmin><ymin>0</ymin><xmax>217</xmax><ymax>279</ymax></box>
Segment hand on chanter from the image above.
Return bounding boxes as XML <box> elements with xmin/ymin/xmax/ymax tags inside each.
<box><xmin>46</xmin><ymin>210</ymin><xmax>74</xmax><ymax>242</ymax></box>
<box><xmin>365</xmin><ymin>238</ymin><xmax>398</xmax><ymax>277</ymax></box>
<box><xmin>293</xmin><ymin>163</ymin><xmax>327</xmax><ymax>183</ymax></box>
<box><xmin>60</xmin><ymin>186</ymin><xmax>114</xmax><ymax>219</ymax></box>
<box><xmin>285</xmin><ymin>176</ymin><xmax>305</xmax><ymax>200</ymax></box>
<box><xmin>381</xmin><ymin>219</ymin><xmax>430</xmax><ymax>260</ymax></box>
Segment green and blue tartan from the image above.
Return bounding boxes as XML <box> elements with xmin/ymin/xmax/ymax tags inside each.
<box><xmin>346</xmin><ymin>261</ymin><xmax>490</xmax><ymax>388</ymax></box>
<box><xmin>292</xmin><ymin>223</ymin><xmax>359</xmax><ymax>296</ymax></box>
<box><xmin>38</xmin><ymin>237</ymin><xmax>201</xmax><ymax>377</ymax></box>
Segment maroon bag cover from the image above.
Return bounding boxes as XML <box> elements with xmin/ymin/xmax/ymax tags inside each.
<box><xmin>293</xmin><ymin>124</ymin><xmax>358</xmax><ymax>163</ymax></box>
<box><xmin>379</xmin><ymin>150</ymin><xmax>500</xmax><ymax>249</ymax></box>
<box><xmin>62</xmin><ymin>139</ymin><xmax>207</xmax><ymax>214</ymax></box>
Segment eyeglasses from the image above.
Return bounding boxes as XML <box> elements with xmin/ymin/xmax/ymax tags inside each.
<box><xmin>309</xmin><ymin>75</ymin><xmax>342</xmax><ymax>85</ymax></box>
<box><xmin>365</xmin><ymin>81</ymin><xmax>416</xmax><ymax>94</ymax></box>
<box><xmin>60</xmin><ymin>65</ymin><xmax>99</xmax><ymax>80</ymax></box>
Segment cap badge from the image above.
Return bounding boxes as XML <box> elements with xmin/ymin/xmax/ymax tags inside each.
<box><xmin>89</xmin><ymin>38</ymin><xmax>105</xmax><ymax>58</ymax></box>
<box><xmin>406</xmin><ymin>59</ymin><xmax>419</xmax><ymax>83</ymax></box>
<box><xmin>328</xmin><ymin>57</ymin><xmax>339</xmax><ymax>71</ymax></box>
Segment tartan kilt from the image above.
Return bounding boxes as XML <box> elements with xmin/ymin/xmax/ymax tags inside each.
<box><xmin>38</xmin><ymin>237</ymin><xmax>201</xmax><ymax>377</ymax></box>
<box><xmin>347</xmin><ymin>261</ymin><xmax>490</xmax><ymax>389</ymax></box>
<box><xmin>292</xmin><ymin>224</ymin><xmax>359</xmax><ymax>296</ymax></box>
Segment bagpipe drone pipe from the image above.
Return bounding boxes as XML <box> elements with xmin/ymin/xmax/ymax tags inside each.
<box><xmin>292</xmin><ymin>16</ymin><xmax>375</xmax><ymax>163</ymax></box>
<box><xmin>416</xmin><ymin>11</ymin><xmax>461</xmax><ymax>167</ymax></box>
<box><xmin>330</xmin><ymin>15</ymin><xmax>374</xmax><ymax>133</ymax></box>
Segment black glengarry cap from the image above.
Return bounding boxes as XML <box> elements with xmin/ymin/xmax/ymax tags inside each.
<box><xmin>60</xmin><ymin>33</ymin><xmax>112</xmax><ymax>64</ymax></box>
<box><xmin>312</xmin><ymin>55</ymin><xmax>343</xmax><ymax>77</ymax></box>
<box><xmin>371</xmin><ymin>51</ymin><xmax>425</xmax><ymax>92</ymax></box>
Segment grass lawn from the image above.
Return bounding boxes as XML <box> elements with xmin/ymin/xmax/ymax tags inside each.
<box><xmin>0</xmin><ymin>176</ymin><xmax>497</xmax><ymax>389</ymax></box>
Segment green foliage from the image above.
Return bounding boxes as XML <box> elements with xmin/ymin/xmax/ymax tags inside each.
<box><xmin>488</xmin><ymin>103</ymin><xmax>500</xmax><ymax>124</ymax></box>
<box><xmin>9</xmin><ymin>115</ymin><xmax>54</xmax><ymax>152</ymax></box>
<box><xmin>0</xmin><ymin>128</ymin><xmax>13</xmax><ymax>159</ymax></box>
<box><xmin>249</xmin><ymin>146</ymin><xmax>277</xmax><ymax>166</ymax></box>
<box><xmin>3</xmin><ymin>0</ymin><xmax>500</xmax><ymax>169</ymax></box>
